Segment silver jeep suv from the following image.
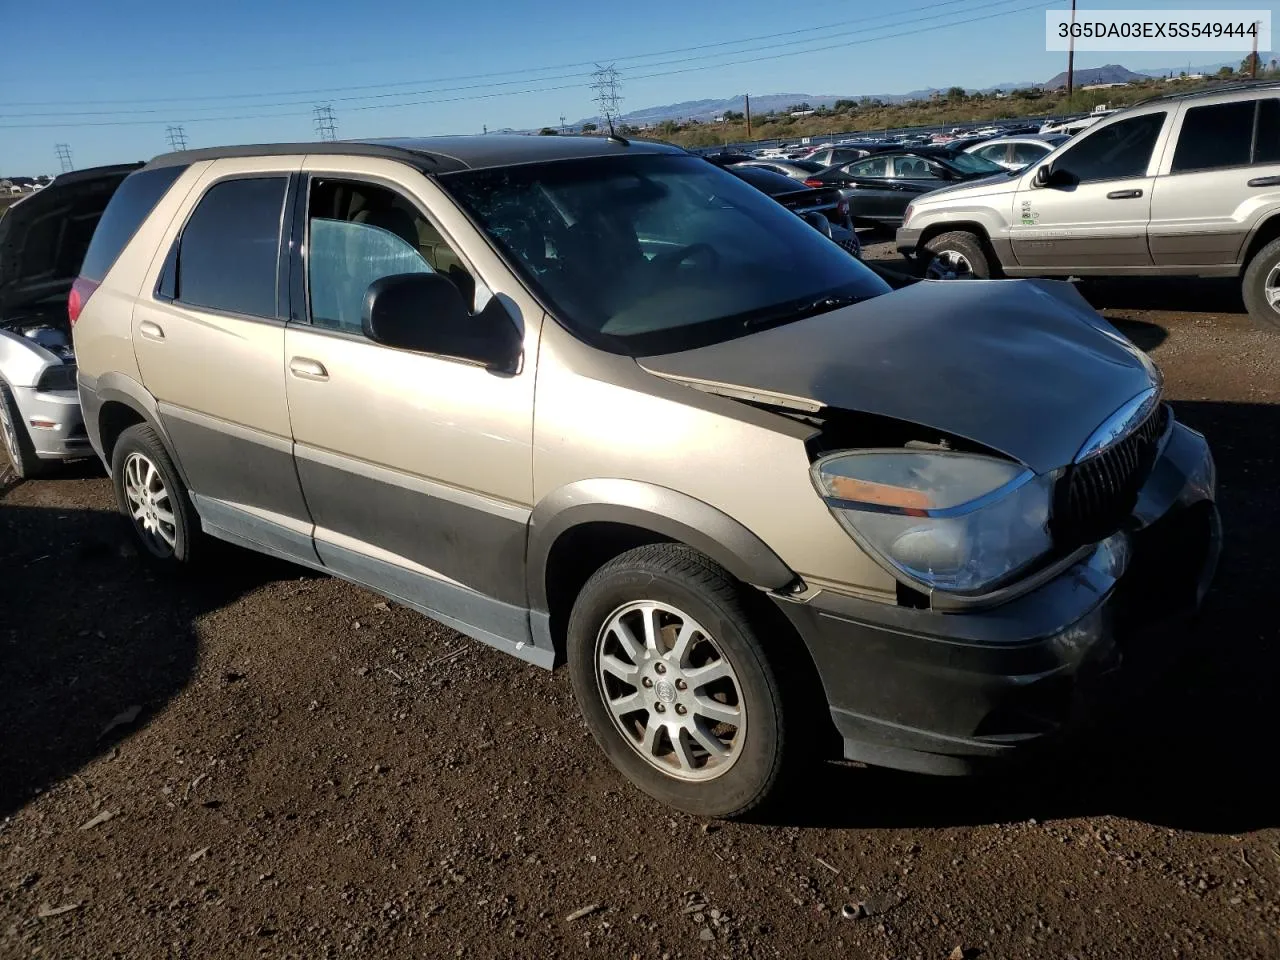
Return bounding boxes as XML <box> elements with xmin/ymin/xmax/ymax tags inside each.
<box><xmin>897</xmin><ymin>82</ymin><xmax>1280</xmax><ymax>331</ymax></box>
<box><xmin>73</xmin><ymin>136</ymin><xmax>1219</xmax><ymax>817</ymax></box>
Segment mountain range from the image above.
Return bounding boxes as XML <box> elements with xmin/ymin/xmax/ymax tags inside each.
<box><xmin>570</xmin><ymin>60</ymin><xmax>1250</xmax><ymax>127</ymax></box>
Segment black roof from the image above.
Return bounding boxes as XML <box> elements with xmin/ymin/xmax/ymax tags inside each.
<box><xmin>142</xmin><ymin>134</ymin><xmax>685</xmax><ymax>174</ymax></box>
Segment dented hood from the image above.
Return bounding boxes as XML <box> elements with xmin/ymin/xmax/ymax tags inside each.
<box><xmin>638</xmin><ymin>279</ymin><xmax>1157</xmax><ymax>474</ymax></box>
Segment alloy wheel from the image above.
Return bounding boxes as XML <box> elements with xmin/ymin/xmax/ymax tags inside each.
<box><xmin>925</xmin><ymin>249</ymin><xmax>975</xmax><ymax>280</ymax></box>
<box><xmin>123</xmin><ymin>452</ymin><xmax>177</xmax><ymax>555</ymax></box>
<box><xmin>594</xmin><ymin>600</ymin><xmax>745</xmax><ymax>782</ymax></box>
<box><xmin>1265</xmin><ymin>263</ymin><xmax>1280</xmax><ymax>313</ymax></box>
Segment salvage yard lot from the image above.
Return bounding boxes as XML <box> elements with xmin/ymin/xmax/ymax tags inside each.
<box><xmin>2</xmin><ymin>249</ymin><xmax>1279</xmax><ymax>958</ymax></box>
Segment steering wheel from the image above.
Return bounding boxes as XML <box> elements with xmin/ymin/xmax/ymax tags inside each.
<box><xmin>652</xmin><ymin>242</ymin><xmax>721</xmax><ymax>276</ymax></box>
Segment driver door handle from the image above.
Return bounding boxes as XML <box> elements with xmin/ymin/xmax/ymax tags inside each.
<box><xmin>1106</xmin><ymin>189</ymin><xmax>1143</xmax><ymax>199</ymax></box>
<box><xmin>289</xmin><ymin>357</ymin><xmax>329</xmax><ymax>382</ymax></box>
<box><xmin>1247</xmin><ymin>175</ymin><xmax>1280</xmax><ymax>187</ymax></box>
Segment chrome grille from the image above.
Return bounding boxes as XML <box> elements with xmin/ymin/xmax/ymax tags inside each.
<box><xmin>837</xmin><ymin>237</ymin><xmax>861</xmax><ymax>258</ymax></box>
<box><xmin>1051</xmin><ymin>403</ymin><xmax>1169</xmax><ymax>547</ymax></box>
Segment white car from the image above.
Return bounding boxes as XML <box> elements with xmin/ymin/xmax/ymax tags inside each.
<box><xmin>964</xmin><ymin>135</ymin><xmax>1071</xmax><ymax>171</ymax></box>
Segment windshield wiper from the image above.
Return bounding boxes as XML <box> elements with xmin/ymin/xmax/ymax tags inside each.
<box><xmin>743</xmin><ymin>293</ymin><xmax>864</xmax><ymax>329</ymax></box>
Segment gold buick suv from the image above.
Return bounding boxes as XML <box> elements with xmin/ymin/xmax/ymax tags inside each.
<box><xmin>72</xmin><ymin>136</ymin><xmax>1220</xmax><ymax>817</ymax></box>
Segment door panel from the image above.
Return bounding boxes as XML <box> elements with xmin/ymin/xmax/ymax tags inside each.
<box><xmin>1149</xmin><ymin>98</ymin><xmax>1280</xmax><ymax>267</ymax></box>
<box><xmin>1011</xmin><ymin>111</ymin><xmax>1167</xmax><ymax>270</ymax></box>
<box><xmin>131</xmin><ymin>159</ymin><xmax>313</xmax><ymax>554</ymax></box>
<box><xmin>284</xmin><ymin>160</ymin><xmax>538</xmax><ymax>616</ymax></box>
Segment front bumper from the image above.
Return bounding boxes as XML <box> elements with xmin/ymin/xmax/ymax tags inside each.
<box><xmin>776</xmin><ymin>419</ymin><xmax>1220</xmax><ymax>776</ymax></box>
<box><xmin>11</xmin><ymin>383</ymin><xmax>91</xmax><ymax>460</ymax></box>
<box><xmin>895</xmin><ymin>225</ymin><xmax>923</xmax><ymax>257</ymax></box>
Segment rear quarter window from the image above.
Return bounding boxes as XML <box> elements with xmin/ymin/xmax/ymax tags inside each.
<box><xmin>79</xmin><ymin>165</ymin><xmax>187</xmax><ymax>282</ymax></box>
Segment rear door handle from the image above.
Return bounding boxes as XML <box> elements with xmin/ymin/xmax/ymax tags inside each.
<box><xmin>1247</xmin><ymin>175</ymin><xmax>1280</xmax><ymax>187</ymax></box>
<box><xmin>1106</xmin><ymin>189</ymin><xmax>1143</xmax><ymax>199</ymax></box>
<box><xmin>289</xmin><ymin>357</ymin><xmax>329</xmax><ymax>382</ymax></box>
<box><xmin>138</xmin><ymin>320</ymin><xmax>165</xmax><ymax>341</ymax></box>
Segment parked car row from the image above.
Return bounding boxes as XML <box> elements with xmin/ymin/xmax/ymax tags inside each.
<box><xmin>897</xmin><ymin>81</ymin><xmax>1280</xmax><ymax>332</ymax></box>
<box><xmin>0</xmin><ymin>116</ymin><xmax>1228</xmax><ymax>820</ymax></box>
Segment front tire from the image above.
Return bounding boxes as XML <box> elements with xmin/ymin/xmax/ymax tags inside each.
<box><xmin>0</xmin><ymin>378</ymin><xmax>45</xmax><ymax>479</ymax></box>
<box><xmin>110</xmin><ymin>423</ymin><xmax>200</xmax><ymax>563</ymax></box>
<box><xmin>1241</xmin><ymin>236</ymin><xmax>1280</xmax><ymax>333</ymax></box>
<box><xmin>921</xmin><ymin>230</ymin><xmax>992</xmax><ymax>280</ymax></box>
<box><xmin>567</xmin><ymin>544</ymin><xmax>790</xmax><ymax>819</ymax></box>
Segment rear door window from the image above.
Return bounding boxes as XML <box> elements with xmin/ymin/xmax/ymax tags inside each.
<box><xmin>846</xmin><ymin>156</ymin><xmax>889</xmax><ymax>178</ymax></box>
<box><xmin>80</xmin><ymin>166</ymin><xmax>186</xmax><ymax>282</ymax></box>
<box><xmin>1011</xmin><ymin>142</ymin><xmax>1048</xmax><ymax>166</ymax></box>
<box><xmin>175</xmin><ymin>177</ymin><xmax>287</xmax><ymax>318</ymax></box>
<box><xmin>1256</xmin><ymin>99</ymin><xmax>1280</xmax><ymax>164</ymax></box>
<box><xmin>1171</xmin><ymin>100</ymin><xmax>1256</xmax><ymax>172</ymax></box>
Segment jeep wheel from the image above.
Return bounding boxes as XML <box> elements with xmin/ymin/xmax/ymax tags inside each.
<box><xmin>0</xmin><ymin>377</ymin><xmax>45</xmax><ymax>479</ymax></box>
<box><xmin>567</xmin><ymin>544</ymin><xmax>791</xmax><ymax>819</ymax></box>
<box><xmin>922</xmin><ymin>231</ymin><xmax>992</xmax><ymax>281</ymax></box>
<box><xmin>1242</xmin><ymin>236</ymin><xmax>1280</xmax><ymax>332</ymax></box>
<box><xmin>110</xmin><ymin>423</ymin><xmax>201</xmax><ymax>562</ymax></box>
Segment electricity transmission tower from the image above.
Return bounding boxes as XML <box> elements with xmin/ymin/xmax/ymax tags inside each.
<box><xmin>165</xmin><ymin>124</ymin><xmax>189</xmax><ymax>151</ymax></box>
<box><xmin>313</xmin><ymin>104</ymin><xmax>339</xmax><ymax>141</ymax></box>
<box><xmin>54</xmin><ymin>143</ymin><xmax>74</xmax><ymax>173</ymax></box>
<box><xmin>590</xmin><ymin>64</ymin><xmax>623</xmax><ymax>134</ymax></box>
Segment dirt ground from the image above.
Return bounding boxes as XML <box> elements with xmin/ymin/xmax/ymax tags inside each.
<box><xmin>3</xmin><ymin>244</ymin><xmax>1279</xmax><ymax>959</ymax></box>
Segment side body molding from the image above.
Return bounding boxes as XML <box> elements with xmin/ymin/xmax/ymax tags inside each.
<box><xmin>525</xmin><ymin>478</ymin><xmax>798</xmax><ymax>614</ymax></box>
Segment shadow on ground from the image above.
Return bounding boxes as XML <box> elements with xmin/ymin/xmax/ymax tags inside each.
<box><xmin>1077</xmin><ymin>276</ymin><xmax>1245</xmax><ymax>316</ymax></box>
<box><xmin>0</xmin><ymin>499</ymin><xmax>306</xmax><ymax>817</ymax></box>
<box><xmin>772</xmin><ymin>399</ymin><xmax>1278</xmax><ymax>835</ymax></box>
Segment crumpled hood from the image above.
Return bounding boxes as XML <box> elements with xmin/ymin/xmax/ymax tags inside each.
<box><xmin>639</xmin><ymin>279</ymin><xmax>1158</xmax><ymax>474</ymax></box>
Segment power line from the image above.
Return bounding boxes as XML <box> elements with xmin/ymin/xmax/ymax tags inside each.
<box><xmin>313</xmin><ymin>104</ymin><xmax>338</xmax><ymax>141</ymax></box>
<box><xmin>0</xmin><ymin>0</ymin><xmax>1057</xmax><ymax>131</ymax></box>
<box><xmin>165</xmin><ymin>124</ymin><xmax>188</xmax><ymax>150</ymax></box>
<box><xmin>0</xmin><ymin>0</ymin><xmax>1014</xmax><ymax>109</ymax></box>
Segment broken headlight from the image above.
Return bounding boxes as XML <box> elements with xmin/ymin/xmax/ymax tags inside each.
<box><xmin>811</xmin><ymin>450</ymin><xmax>1054</xmax><ymax>594</ymax></box>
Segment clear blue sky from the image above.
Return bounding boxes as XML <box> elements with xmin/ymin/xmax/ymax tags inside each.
<box><xmin>0</xmin><ymin>0</ymin><xmax>1265</xmax><ymax>174</ymax></box>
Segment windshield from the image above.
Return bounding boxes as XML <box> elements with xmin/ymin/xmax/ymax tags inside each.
<box><xmin>442</xmin><ymin>154</ymin><xmax>888</xmax><ymax>355</ymax></box>
<box><xmin>941</xmin><ymin>151</ymin><xmax>1006</xmax><ymax>175</ymax></box>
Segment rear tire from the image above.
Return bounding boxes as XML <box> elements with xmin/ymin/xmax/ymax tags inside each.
<box><xmin>0</xmin><ymin>378</ymin><xmax>44</xmax><ymax>479</ymax></box>
<box><xmin>110</xmin><ymin>423</ymin><xmax>201</xmax><ymax>563</ymax></box>
<box><xmin>1241</xmin><ymin>236</ymin><xmax>1280</xmax><ymax>333</ymax></box>
<box><xmin>922</xmin><ymin>230</ymin><xmax>993</xmax><ymax>280</ymax></box>
<box><xmin>567</xmin><ymin>544</ymin><xmax>792</xmax><ymax>819</ymax></box>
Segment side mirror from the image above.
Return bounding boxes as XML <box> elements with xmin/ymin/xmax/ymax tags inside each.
<box><xmin>1033</xmin><ymin>165</ymin><xmax>1051</xmax><ymax>187</ymax></box>
<box><xmin>362</xmin><ymin>272</ymin><xmax>521</xmax><ymax>371</ymax></box>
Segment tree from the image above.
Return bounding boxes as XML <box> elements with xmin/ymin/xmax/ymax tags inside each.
<box><xmin>581</xmin><ymin>122</ymin><xmax>598</xmax><ymax>132</ymax></box>
<box><xmin>786</xmin><ymin>102</ymin><xmax>812</xmax><ymax>113</ymax></box>
<box><xmin>1218</xmin><ymin>65</ymin><xmax>1235</xmax><ymax>78</ymax></box>
<box><xmin>538</xmin><ymin>127</ymin><xmax>558</xmax><ymax>136</ymax></box>
<box><xmin>1241</xmin><ymin>53</ymin><xmax>1261</xmax><ymax>76</ymax></box>
<box><xmin>833</xmin><ymin>99</ymin><xmax>857</xmax><ymax>111</ymax></box>
<box><xmin>721</xmin><ymin>110</ymin><xmax>744</xmax><ymax>122</ymax></box>
<box><xmin>946</xmin><ymin>86</ymin><xmax>967</xmax><ymax>101</ymax></box>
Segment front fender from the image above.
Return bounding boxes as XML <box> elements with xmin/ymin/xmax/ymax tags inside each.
<box><xmin>526</xmin><ymin>478</ymin><xmax>798</xmax><ymax>613</ymax></box>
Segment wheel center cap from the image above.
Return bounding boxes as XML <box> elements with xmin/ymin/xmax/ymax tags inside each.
<box><xmin>654</xmin><ymin>679</ymin><xmax>676</xmax><ymax>703</ymax></box>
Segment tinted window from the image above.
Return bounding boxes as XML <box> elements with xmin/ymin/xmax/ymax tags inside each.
<box><xmin>1011</xmin><ymin>142</ymin><xmax>1050</xmax><ymax>166</ymax></box>
<box><xmin>846</xmin><ymin>156</ymin><xmax>889</xmax><ymax>177</ymax></box>
<box><xmin>941</xmin><ymin>151</ymin><xmax>1005</xmax><ymax>175</ymax></box>
<box><xmin>1172</xmin><ymin>101</ymin><xmax>1255</xmax><ymax>172</ymax></box>
<box><xmin>80</xmin><ymin>166</ymin><xmax>185</xmax><ymax>281</ymax></box>
<box><xmin>442</xmin><ymin>155</ymin><xmax>888</xmax><ymax>356</ymax></box>
<box><xmin>176</xmin><ymin>177</ymin><xmax>285</xmax><ymax>318</ymax></box>
<box><xmin>893</xmin><ymin>156</ymin><xmax>938</xmax><ymax>179</ymax></box>
<box><xmin>306</xmin><ymin>178</ymin><xmax>476</xmax><ymax>334</ymax></box>
<box><xmin>1257</xmin><ymin>99</ymin><xmax>1280</xmax><ymax>164</ymax></box>
<box><xmin>975</xmin><ymin>144</ymin><xmax>1009</xmax><ymax>164</ymax></box>
<box><xmin>1055</xmin><ymin>112</ymin><xmax>1166</xmax><ymax>182</ymax></box>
